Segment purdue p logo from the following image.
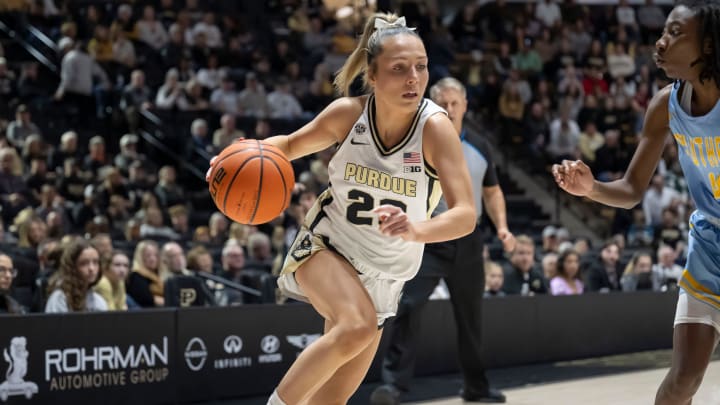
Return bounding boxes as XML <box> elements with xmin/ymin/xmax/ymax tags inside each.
<box><xmin>180</xmin><ymin>289</ymin><xmax>197</xmax><ymax>307</ymax></box>
<box><xmin>291</xmin><ymin>234</ymin><xmax>313</xmax><ymax>261</ymax></box>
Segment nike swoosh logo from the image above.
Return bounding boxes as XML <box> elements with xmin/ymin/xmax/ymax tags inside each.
<box><xmin>350</xmin><ymin>139</ymin><xmax>369</xmax><ymax>145</ymax></box>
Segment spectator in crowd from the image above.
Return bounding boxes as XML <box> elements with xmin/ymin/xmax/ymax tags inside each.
<box><xmin>637</xmin><ymin>0</ymin><xmax>666</xmax><ymax>42</ymax></box>
<box><xmin>653</xmin><ymin>245</ymin><xmax>683</xmax><ymax>292</ymax></box>
<box><xmin>154</xmin><ymin>166</ymin><xmax>184</xmax><ymax>208</ymax></box>
<box><xmin>652</xmin><ymin>207</ymin><xmax>684</xmax><ymax>252</ymax></box>
<box><xmin>192</xmin><ymin>12</ymin><xmax>223</xmax><ymax>49</ymax></box>
<box><xmin>0</xmin><ymin>253</ymin><xmax>24</xmax><ymax>314</ymax></box>
<box><xmin>54</xmin><ymin>40</ymin><xmax>111</xmax><ymax>121</ymax></box>
<box><xmin>114</xmin><ymin>133</ymin><xmax>146</xmax><ymax>176</ymax></box>
<box><xmin>126</xmin><ymin>240</ymin><xmax>164</xmax><ymax>307</ymax></box>
<box><xmin>111</xmin><ymin>25</ymin><xmax>136</xmax><ymax>73</ymax></box>
<box><xmin>535</xmin><ymin>0</ymin><xmax>562</xmax><ymax>29</ymax></box>
<box><xmin>197</xmin><ymin>53</ymin><xmax>223</xmax><ymax>90</ymax></box>
<box><xmin>210</xmin><ymin>75</ymin><xmax>240</xmax><ymax>115</ymax></box>
<box><xmin>6</xmin><ymin>104</ymin><xmax>41</xmax><ymax>150</ymax></box>
<box><xmin>643</xmin><ymin>173</ymin><xmax>682</xmax><ymax>228</ymax></box>
<box><xmin>238</xmin><ymin>72</ymin><xmax>268</xmax><ymax>118</ymax></box>
<box><xmin>155</xmin><ymin>68</ymin><xmax>183</xmax><ymax>110</ymax></box>
<box><xmin>550</xmin><ymin>249</ymin><xmax>583</xmax><ymax>295</ymax></box>
<box><xmin>139</xmin><ymin>206</ymin><xmax>180</xmax><ymax>240</ymax></box>
<box><xmin>267</xmin><ymin>77</ymin><xmax>305</xmax><ymax>119</ymax></box>
<box><xmin>83</xmin><ymin>136</ymin><xmax>108</xmax><ymax>178</ymax></box>
<box><xmin>547</xmin><ymin>105</ymin><xmax>581</xmax><ymax>161</ymax></box>
<box><xmin>94</xmin><ymin>250</ymin><xmax>129</xmax><ymax>310</ymax></box>
<box><xmin>160</xmin><ymin>241</ymin><xmax>190</xmax><ymax>277</ymax></box>
<box><xmin>606</xmin><ymin>42</ymin><xmax>635</xmax><ymax>79</ymax></box>
<box><xmin>484</xmin><ymin>261</ymin><xmax>505</xmax><ymax>298</ymax></box>
<box><xmin>136</xmin><ymin>5</ymin><xmax>169</xmax><ymax>51</ymax></box>
<box><xmin>208</xmin><ymin>212</ymin><xmax>229</xmax><ymax>245</ymax></box>
<box><xmin>245</xmin><ymin>232</ymin><xmax>273</xmax><ymax>272</ymax></box>
<box><xmin>49</xmin><ymin>131</ymin><xmax>79</xmax><ymax>173</ymax></box>
<box><xmin>168</xmin><ymin>205</ymin><xmax>192</xmax><ymax>242</ymax></box>
<box><xmin>541</xmin><ymin>252</ymin><xmax>558</xmax><ymax>281</ymax></box>
<box><xmin>178</xmin><ymin>79</ymin><xmax>209</xmax><ymax>111</ymax></box>
<box><xmin>503</xmin><ymin>235</ymin><xmax>547</xmax><ymax>295</ymax></box>
<box><xmin>212</xmin><ymin>114</ymin><xmax>245</xmax><ymax>150</ymax></box>
<box><xmin>45</xmin><ymin>239</ymin><xmax>107</xmax><ymax>313</ymax></box>
<box><xmin>220</xmin><ymin>241</ymin><xmax>245</xmax><ymax>282</ymax></box>
<box><xmin>583</xmin><ymin>240</ymin><xmax>623</xmax><ymax>292</ymax></box>
<box><xmin>620</xmin><ymin>251</ymin><xmax>655</xmax><ymax>292</ymax></box>
<box><xmin>578</xmin><ymin>122</ymin><xmax>605</xmax><ymax>164</ymax></box>
<box><xmin>89</xmin><ymin>233</ymin><xmax>113</xmax><ymax>262</ymax></box>
<box><xmin>594</xmin><ymin>129</ymin><xmax>628</xmax><ymax>181</ymax></box>
<box><xmin>541</xmin><ymin>225</ymin><xmax>560</xmax><ymax>254</ymax></box>
<box><xmin>187</xmin><ymin>245</ymin><xmax>227</xmax><ymax>304</ymax></box>
<box><xmin>119</xmin><ymin>70</ymin><xmax>153</xmax><ymax>132</ymax></box>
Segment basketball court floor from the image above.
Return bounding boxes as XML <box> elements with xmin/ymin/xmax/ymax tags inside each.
<box><xmin>221</xmin><ymin>350</ymin><xmax>720</xmax><ymax>405</ymax></box>
<box><xmin>410</xmin><ymin>361</ymin><xmax>720</xmax><ymax>405</ymax></box>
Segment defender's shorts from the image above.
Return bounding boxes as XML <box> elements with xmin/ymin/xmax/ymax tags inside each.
<box><xmin>675</xmin><ymin>290</ymin><xmax>720</xmax><ymax>336</ymax></box>
<box><xmin>277</xmin><ymin>227</ymin><xmax>405</xmax><ymax>326</ymax></box>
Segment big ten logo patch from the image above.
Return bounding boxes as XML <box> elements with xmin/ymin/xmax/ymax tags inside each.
<box><xmin>354</xmin><ymin>123</ymin><xmax>367</xmax><ymax>135</ymax></box>
<box><xmin>403</xmin><ymin>166</ymin><xmax>421</xmax><ymax>173</ymax></box>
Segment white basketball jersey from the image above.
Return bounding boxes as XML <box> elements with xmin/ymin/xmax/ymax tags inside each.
<box><xmin>307</xmin><ymin>94</ymin><xmax>445</xmax><ymax>281</ymax></box>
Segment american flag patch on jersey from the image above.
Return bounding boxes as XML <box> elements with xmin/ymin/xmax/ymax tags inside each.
<box><xmin>403</xmin><ymin>152</ymin><xmax>421</xmax><ymax>164</ymax></box>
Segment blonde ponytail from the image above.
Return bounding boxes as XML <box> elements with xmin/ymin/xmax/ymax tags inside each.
<box><xmin>333</xmin><ymin>13</ymin><xmax>418</xmax><ymax>97</ymax></box>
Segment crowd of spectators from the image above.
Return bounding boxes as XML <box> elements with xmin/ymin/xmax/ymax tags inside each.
<box><xmin>0</xmin><ymin>0</ymin><xmax>690</xmax><ymax>315</ymax></box>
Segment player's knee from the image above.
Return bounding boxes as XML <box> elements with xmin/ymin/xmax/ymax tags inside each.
<box><xmin>330</xmin><ymin>317</ymin><xmax>377</xmax><ymax>358</ymax></box>
<box><xmin>666</xmin><ymin>367</ymin><xmax>704</xmax><ymax>397</ymax></box>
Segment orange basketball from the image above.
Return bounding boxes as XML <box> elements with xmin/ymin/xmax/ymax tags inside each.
<box><xmin>208</xmin><ymin>139</ymin><xmax>294</xmax><ymax>225</ymax></box>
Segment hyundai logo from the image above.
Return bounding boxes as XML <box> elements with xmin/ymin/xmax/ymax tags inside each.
<box><xmin>261</xmin><ymin>335</ymin><xmax>280</xmax><ymax>354</ymax></box>
<box><xmin>223</xmin><ymin>335</ymin><xmax>243</xmax><ymax>354</ymax></box>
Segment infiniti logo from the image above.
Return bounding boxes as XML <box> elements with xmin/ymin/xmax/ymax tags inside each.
<box><xmin>223</xmin><ymin>335</ymin><xmax>243</xmax><ymax>354</ymax></box>
<box><xmin>184</xmin><ymin>337</ymin><xmax>207</xmax><ymax>371</ymax></box>
<box><xmin>261</xmin><ymin>335</ymin><xmax>280</xmax><ymax>354</ymax></box>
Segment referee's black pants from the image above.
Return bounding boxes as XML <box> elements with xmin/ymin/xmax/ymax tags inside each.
<box><xmin>380</xmin><ymin>224</ymin><xmax>488</xmax><ymax>393</ymax></box>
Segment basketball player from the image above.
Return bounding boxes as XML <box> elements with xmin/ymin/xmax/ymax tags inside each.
<box><xmin>217</xmin><ymin>13</ymin><xmax>476</xmax><ymax>405</ymax></box>
<box><xmin>371</xmin><ymin>77</ymin><xmax>514</xmax><ymax>404</ymax></box>
<box><xmin>553</xmin><ymin>2</ymin><xmax>720</xmax><ymax>403</ymax></box>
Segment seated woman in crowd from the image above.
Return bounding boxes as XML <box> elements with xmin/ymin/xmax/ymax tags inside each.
<box><xmin>94</xmin><ymin>250</ymin><xmax>130</xmax><ymax>310</ymax></box>
<box><xmin>550</xmin><ymin>249</ymin><xmax>584</xmax><ymax>295</ymax></box>
<box><xmin>620</xmin><ymin>251</ymin><xmax>655</xmax><ymax>292</ymax></box>
<box><xmin>45</xmin><ymin>239</ymin><xmax>108</xmax><ymax>313</ymax></box>
<box><xmin>126</xmin><ymin>240</ymin><xmax>165</xmax><ymax>307</ymax></box>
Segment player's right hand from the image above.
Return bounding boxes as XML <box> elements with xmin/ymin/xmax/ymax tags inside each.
<box><xmin>551</xmin><ymin>160</ymin><xmax>594</xmax><ymax>197</ymax></box>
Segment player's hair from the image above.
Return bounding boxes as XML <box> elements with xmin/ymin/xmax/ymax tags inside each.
<box><xmin>333</xmin><ymin>13</ymin><xmax>420</xmax><ymax>96</ymax></box>
<box><xmin>430</xmin><ymin>77</ymin><xmax>467</xmax><ymax>100</ymax></box>
<box><xmin>679</xmin><ymin>0</ymin><xmax>720</xmax><ymax>89</ymax></box>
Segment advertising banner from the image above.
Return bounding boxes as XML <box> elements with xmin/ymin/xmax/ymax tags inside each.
<box><xmin>176</xmin><ymin>303</ymin><xmax>323</xmax><ymax>402</ymax></box>
<box><xmin>0</xmin><ymin>310</ymin><xmax>176</xmax><ymax>405</ymax></box>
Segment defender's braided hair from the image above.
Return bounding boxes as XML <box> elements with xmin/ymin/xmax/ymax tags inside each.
<box><xmin>680</xmin><ymin>0</ymin><xmax>720</xmax><ymax>89</ymax></box>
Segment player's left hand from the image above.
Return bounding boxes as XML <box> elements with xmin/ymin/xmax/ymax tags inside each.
<box><xmin>374</xmin><ymin>205</ymin><xmax>417</xmax><ymax>241</ymax></box>
<box><xmin>498</xmin><ymin>228</ymin><xmax>516</xmax><ymax>252</ymax></box>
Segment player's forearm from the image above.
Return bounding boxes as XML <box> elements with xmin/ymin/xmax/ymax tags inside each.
<box><xmin>588</xmin><ymin>178</ymin><xmax>645</xmax><ymax>209</ymax></box>
<box><xmin>414</xmin><ymin>205</ymin><xmax>476</xmax><ymax>243</ymax></box>
<box><xmin>264</xmin><ymin>135</ymin><xmax>292</xmax><ymax>159</ymax></box>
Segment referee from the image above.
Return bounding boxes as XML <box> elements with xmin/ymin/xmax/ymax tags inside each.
<box><xmin>371</xmin><ymin>77</ymin><xmax>516</xmax><ymax>404</ymax></box>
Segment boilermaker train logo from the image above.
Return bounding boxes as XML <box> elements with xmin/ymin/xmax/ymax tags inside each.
<box><xmin>0</xmin><ymin>337</ymin><xmax>38</xmax><ymax>401</ymax></box>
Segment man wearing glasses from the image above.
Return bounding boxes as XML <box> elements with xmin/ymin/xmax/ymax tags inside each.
<box><xmin>0</xmin><ymin>254</ymin><xmax>24</xmax><ymax>314</ymax></box>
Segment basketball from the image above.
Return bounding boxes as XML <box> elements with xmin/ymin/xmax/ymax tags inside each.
<box><xmin>207</xmin><ymin>139</ymin><xmax>295</xmax><ymax>225</ymax></box>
